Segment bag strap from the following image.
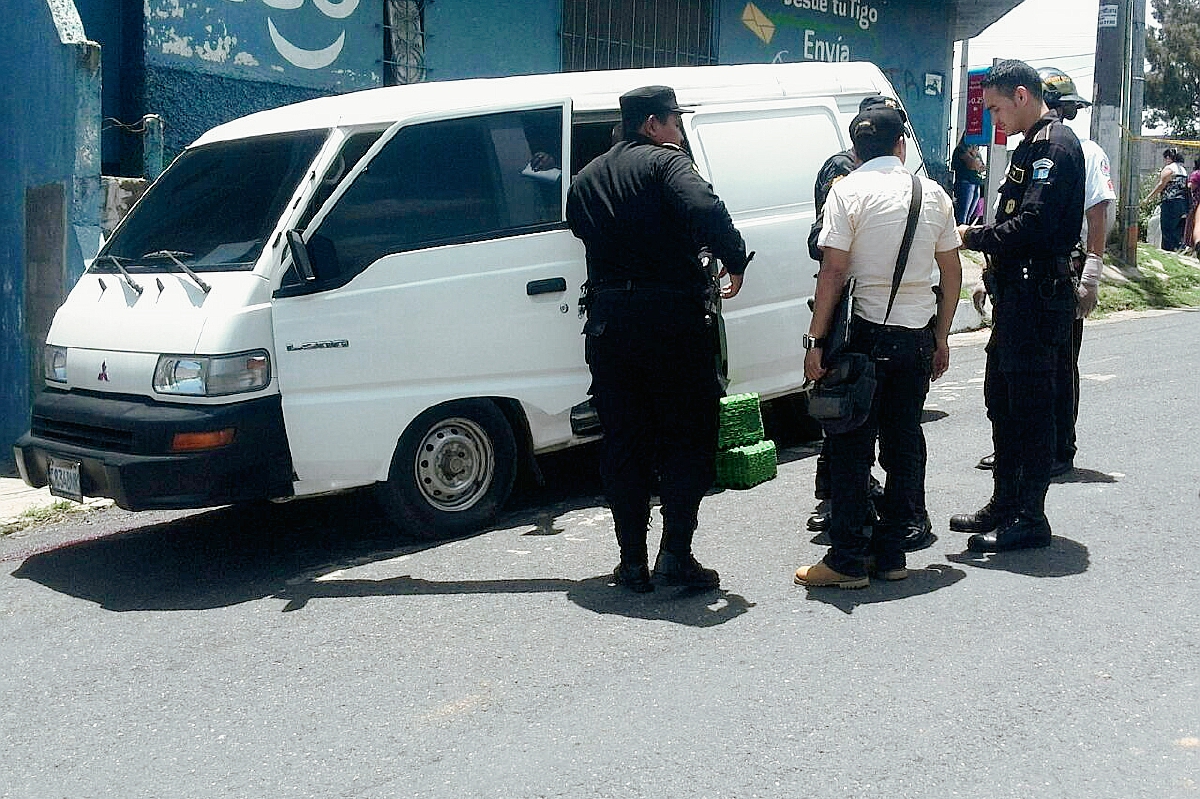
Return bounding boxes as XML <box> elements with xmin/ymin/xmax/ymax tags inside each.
<box><xmin>883</xmin><ymin>172</ymin><xmax>922</xmax><ymax>324</ymax></box>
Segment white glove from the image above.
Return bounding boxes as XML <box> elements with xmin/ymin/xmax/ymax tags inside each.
<box><xmin>1076</xmin><ymin>254</ymin><xmax>1103</xmax><ymax>318</ymax></box>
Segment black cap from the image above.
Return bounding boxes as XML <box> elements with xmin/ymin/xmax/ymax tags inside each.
<box><xmin>858</xmin><ymin>94</ymin><xmax>907</xmax><ymax>124</ymax></box>
<box><xmin>849</xmin><ymin>106</ymin><xmax>906</xmax><ymax>147</ymax></box>
<box><xmin>620</xmin><ymin>85</ymin><xmax>691</xmax><ymax>127</ymax></box>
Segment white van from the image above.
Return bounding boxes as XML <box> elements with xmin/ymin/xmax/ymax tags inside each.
<box><xmin>15</xmin><ymin>61</ymin><xmax>922</xmax><ymax>537</ymax></box>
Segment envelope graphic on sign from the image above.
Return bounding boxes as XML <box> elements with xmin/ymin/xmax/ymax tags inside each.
<box><xmin>742</xmin><ymin>2</ymin><xmax>775</xmax><ymax>45</ymax></box>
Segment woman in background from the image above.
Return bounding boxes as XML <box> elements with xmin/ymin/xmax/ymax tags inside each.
<box><xmin>951</xmin><ymin>137</ymin><xmax>986</xmax><ymax>225</ymax></box>
<box><xmin>1186</xmin><ymin>157</ymin><xmax>1200</xmax><ymax>255</ymax></box>
<box><xmin>1146</xmin><ymin>148</ymin><xmax>1189</xmax><ymax>252</ymax></box>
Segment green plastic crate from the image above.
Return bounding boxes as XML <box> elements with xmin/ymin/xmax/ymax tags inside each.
<box><xmin>718</xmin><ymin>392</ymin><xmax>765</xmax><ymax>450</ymax></box>
<box><xmin>715</xmin><ymin>439</ymin><xmax>778</xmax><ymax>489</ymax></box>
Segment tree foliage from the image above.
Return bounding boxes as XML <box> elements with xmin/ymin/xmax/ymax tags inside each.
<box><xmin>1145</xmin><ymin>0</ymin><xmax>1200</xmax><ymax>136</ymax></box>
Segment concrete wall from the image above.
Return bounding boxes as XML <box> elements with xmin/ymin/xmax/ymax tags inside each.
<box><xmin>0</xmin><ymin>0</ymin><xmax>102</xmax><ymax>465</ymax></box>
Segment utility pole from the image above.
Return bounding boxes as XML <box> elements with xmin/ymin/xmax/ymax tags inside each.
<box><xmin>1093</xmin><ymin>0</ymin><xmax>1146</xmax><ymax>266</ymax></box>
<box><xmin>1123</xmin><ymin>0</ymin><xmax>1147</xmax><ymax>266</ymax></box>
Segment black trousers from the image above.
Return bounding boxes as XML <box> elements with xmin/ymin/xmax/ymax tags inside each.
<box><xmin>985</xmin><ymin>277</ymin><xmax>1075</xmax><ymax>519</ymax></box>
<box><xmin>1052</xmin><ymin>316</ymin><xmax>1084</xmax><ymax>463</ymax></box>
<box><xmin>585</xmin><ymin>289</ymin><xmax>720</xmax><ymax>566</ymax></box>
<box><xmin>1162</xmin><ymin>196</ymin><xmax>1188</xmax><ymax>252</ymax></box>
<box><xmin>824</xmin><ymin>319</ymin><xmax>934</xmax><ymax>578</ymax></box>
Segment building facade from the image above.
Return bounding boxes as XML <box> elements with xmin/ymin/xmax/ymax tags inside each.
<box><xmin>2</xmin><ymin>0</ymin><xmax>1022</xmax><ymax>462</ymax></box>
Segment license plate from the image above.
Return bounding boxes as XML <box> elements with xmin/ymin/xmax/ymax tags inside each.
<box><xmin>47</xmin><ymin>458</ymin><xmax>83</xmax><ymax>503</ymax></box>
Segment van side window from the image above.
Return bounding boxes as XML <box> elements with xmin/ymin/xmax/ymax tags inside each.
<box><xmin>570</xmin><ymin>119</ymin><xmax>620</xmax><ymax>175</ymax></box>
<box><xmin>302</xmin><ymin>108</ymin><xmax>563</xmax><ymax>287</ymax></box>
<box><xmin>689</xmin><ymin>109</ymin><xmax>843</xmax><ymax>214</ymax></box>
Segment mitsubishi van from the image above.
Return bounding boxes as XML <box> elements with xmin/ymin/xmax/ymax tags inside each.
<box><xmin>15</xmin><ymin>61</ymin><xmax>923</xmax><ymax>537</ymax></box>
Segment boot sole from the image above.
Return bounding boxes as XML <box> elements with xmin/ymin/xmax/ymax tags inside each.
<box><xmin>793</xmin><ymin>574</ymin><xmax>870</xmax><ymax>589</ymax></box>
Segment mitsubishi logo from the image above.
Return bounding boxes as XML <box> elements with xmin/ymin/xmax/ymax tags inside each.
<box><xmin>97</xmin><ymin>361</ymin><xmax>109</xmax><ymax>382</ymax></box>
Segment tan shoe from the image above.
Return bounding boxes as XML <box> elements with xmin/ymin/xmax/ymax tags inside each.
<box><xmin>793</xmin><ymin>561</ymin><xmax>869</xmax><ymax>589</ymax></box>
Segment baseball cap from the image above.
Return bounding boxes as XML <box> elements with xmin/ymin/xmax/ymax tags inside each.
<box><xmin>849</xmin><ymin>106</ymin><xmax>906</xmax><ymax>146</ymax></box>
<box><xmin>858</xmin><ymin>94</ymin><xmax>908</xmax><ymax>124</ymax></box>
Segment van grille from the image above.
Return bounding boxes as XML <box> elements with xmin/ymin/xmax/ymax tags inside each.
<box><xmin>32</xmin><ymin>414</ymin><xmax>136</xmax><ymax>453</ymax></box>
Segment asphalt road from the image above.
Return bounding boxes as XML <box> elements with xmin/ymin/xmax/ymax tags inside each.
<box><xmin>2</xmin><ymin>310</ymin><xmax>1198</xmax><ymax>799</ymax></box>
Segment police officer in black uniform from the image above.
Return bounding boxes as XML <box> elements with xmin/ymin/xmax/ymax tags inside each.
<box><xmin>566</xmin><ymin>86</ymin><xmax>751</xmax><ymax>592</ymax></box>
<box><xmin>951</xmin><ymin>60</ymin><xmax>1084</xmax><ymax>552</ymax></box>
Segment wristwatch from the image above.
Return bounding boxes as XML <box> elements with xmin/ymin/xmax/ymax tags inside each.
<box><xmin>802</xmin><ymin>334</ymin><xmax>826</xmax><ymax>350</ymax></box>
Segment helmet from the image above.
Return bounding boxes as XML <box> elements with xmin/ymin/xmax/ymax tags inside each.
<box><xmin>1037</xmin><ymin>66</ymin><xmax>1090</xmax><ymax>109</ymax></box>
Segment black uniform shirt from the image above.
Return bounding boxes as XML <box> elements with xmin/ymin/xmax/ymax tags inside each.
<box><xmin>566</xmin><ymin>137</ymin><xmax>748</xmax><ymax>290</ymax></box>
<box><xmin>807</xmin><ymin>149</ymin><xmax>856</xmax><ymax>262</ymax></box>
<box><xmin>963</xmin><ymin>113</ymin><xmax>1084</xmax><ymax>264</ymax></box>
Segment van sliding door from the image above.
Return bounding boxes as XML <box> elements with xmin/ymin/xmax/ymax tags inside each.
<box><xmin>685</xmin><ymin>102</ymin><xmax>845</xmax><ymax>400</ymax></box>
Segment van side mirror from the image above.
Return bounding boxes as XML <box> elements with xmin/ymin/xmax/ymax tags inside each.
<box><xmin>285</xmin><ymin>230</ymin><xmax>316</xmax><ymax>282</ymax></box>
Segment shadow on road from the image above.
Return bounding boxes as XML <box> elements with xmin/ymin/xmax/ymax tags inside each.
<box><xmin>1053</xmin><ymin>467</ymin><xmax>1118</xmax><ymax>484</ymax></box>
<box><xmin>277</xmin><ymin>573</ymin><xmax>753</xmax><ymax>627</ymax></box>
<box><xmin>798</xmin><ymin>563</ymin><xmax>966</xmax><ymax>615</ymax></box>
<box><xmin>9</xmin><ymin>442</ymin><xmax>754</xmax><ymax>627</ymax></box>
<box><xmin>946</xmin><ymin>535</ymin><xmax>1090</xmax><ymax>577</ymax></box>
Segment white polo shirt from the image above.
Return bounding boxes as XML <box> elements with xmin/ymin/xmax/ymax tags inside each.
<box><xmin>818</xmin><ymin>156</ymin><xmax>960</xmax><ymax>329</ymax></box>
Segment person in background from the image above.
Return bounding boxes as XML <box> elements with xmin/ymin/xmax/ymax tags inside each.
<box><xmin>1185</xmin><ymin>157</ymin><xmax>1200</xmax><ymax>255</ymax></box>
<box><xmin>1146</xmin><ymin>148</ymin><xmax>1189</xmax><ymax>253</ymax></box>
<box><xmin>951</xmin><ymin>137</ymin><xmax>986</xmax><ymax>225</ymax></box>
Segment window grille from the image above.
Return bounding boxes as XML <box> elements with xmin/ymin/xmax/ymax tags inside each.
<box><xmin>561</xmin><ymin>0</ymin><xmax>718</xmax><ymax>72</ymax></box>
<box><xmin>384</xmin><ymin>0</ymin><xmax>426</xmax><ymax>85</ymax></box>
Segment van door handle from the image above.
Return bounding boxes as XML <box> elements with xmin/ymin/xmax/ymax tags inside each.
<box><xmin>527</xmin><ymin>277</ymin><xmax>567</xmax><ymax>296</ymax></box>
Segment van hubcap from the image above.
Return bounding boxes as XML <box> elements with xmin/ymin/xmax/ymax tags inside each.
<box><xmin>414</xmin><ymin>417</ymin><xmax>495</xmax><ymax>512</ymax></box>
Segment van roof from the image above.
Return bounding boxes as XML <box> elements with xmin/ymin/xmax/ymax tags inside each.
<box><xmin>192</xmin><ymin>62</ymin><xmax>896</xmax><ymax>147</ymax></box>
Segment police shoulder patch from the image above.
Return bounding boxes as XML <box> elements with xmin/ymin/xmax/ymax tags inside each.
<box><xmin>1031</xmin><ymin>157</ymin><xmax>1054</xmax><ymax>181</ymax></box>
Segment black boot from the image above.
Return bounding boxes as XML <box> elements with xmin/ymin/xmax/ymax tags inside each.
<box><xmin>967</xmin><ymin>512</ymin><xmax>1052</xmax><ymax>552</ymax></box>
<box><xmin>612</xmin><ymin>562</ymin><xmax>654</xmax><ymax>592</ymax></box>
<box><xmin>653</xmin><ymin>550</ymin><xmax>720</xmax><ymax>587</ymax></box>
<box><xmin>949</xmin><ymin>500</ymin><xmax>1013</xmax><ymax>533</ymax></box>
<box><xmin>951</xmin><ymin>467</ymin><xmax>1018</xmax><ymax>533</ymax></box>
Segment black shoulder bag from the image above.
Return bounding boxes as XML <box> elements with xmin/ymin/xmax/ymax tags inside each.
<box><xmin>808</xmin><ymin>173</ymin><xmax>922</xmax><ymax>434</ymax></box>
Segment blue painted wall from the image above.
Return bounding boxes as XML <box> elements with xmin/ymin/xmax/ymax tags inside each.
<box><xmin>720</xmin><ymin>0</ymin><xmax>953</xmax><ymax>178</ymax></box>
<box><xmin>142</xmin><ymin>0</ymin><xmax>383</xmax><ymax>158</ymax></box>
<box><xmin>424</xmin><ymin>0</ymin><xmax>561</xmax><ymax>80</ymax></box>
<box><xmin>0</xmin><ymin>0</ymin><xmax>94</xmax><ymax>463</ymax></box>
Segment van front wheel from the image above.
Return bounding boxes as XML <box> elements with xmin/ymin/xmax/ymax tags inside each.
<box><xmin>377</xmin><ymin>399</ymin><xmax>517</xmax><ymax>539</ymax></box>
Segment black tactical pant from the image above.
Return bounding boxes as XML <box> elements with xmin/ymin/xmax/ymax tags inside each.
<box><xmin>1052</xmin><ymin>316</ymin><xmax>1084</xmax><ymax>464</ymax></box>
<box><xmin>585</xmin><ymin>288</ymin><xmax>720</xmax><ymax>566</ymax></box>
<box><xmin>986</xmin><ymin>276</ymin><xmax>1076</xmax><ymax>521</ymax></box>
<box><xmin>824</xmin><ymin>319</ymin><xmax>935</xmax><ymax>578</ymax></box>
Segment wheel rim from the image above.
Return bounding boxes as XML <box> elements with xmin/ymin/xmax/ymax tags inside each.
<box><xmin>412</xmin><ymin>416</ymin><xmax>495</xmax><ymax>513</ymax></box>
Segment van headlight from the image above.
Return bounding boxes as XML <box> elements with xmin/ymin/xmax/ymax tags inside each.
<box><xmin>44</xmin><ymin>345</ymin><xmax>68</xmax><ymax>383</ymax></box>
<box><xmin>154</xmin><ymin>351</ymin><xmax>271</xmax><ymax>396</ymax></box>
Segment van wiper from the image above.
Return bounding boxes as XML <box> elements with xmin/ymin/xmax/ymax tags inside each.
<box><xmin>142</xmin><ymin>250</ymin><xmax>212</xmax><ymax>294</ymax></box>
<box><xmin>91</xmin><ymin>254</ymin><xmax>144</xmax><ymax>295</ymax></box>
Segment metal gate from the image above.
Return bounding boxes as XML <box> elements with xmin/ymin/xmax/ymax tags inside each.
<box><xmin>561</xmin><ymin>0</ymin><xmax>718</xmax><ymax>72</ymax></box>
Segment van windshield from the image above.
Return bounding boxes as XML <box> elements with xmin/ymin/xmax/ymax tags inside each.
<box><xmin>96</xmin><ymin>130</ymin><xmax>327</xmax><ymax>272</ymax></box>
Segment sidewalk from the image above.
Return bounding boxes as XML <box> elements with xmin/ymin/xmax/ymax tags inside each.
<box><xmin>0</xmin><ymin>473</ymin><xmax>111</xmax><ymax>526</ymax></box>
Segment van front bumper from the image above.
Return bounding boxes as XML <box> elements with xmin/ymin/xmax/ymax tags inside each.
<box><xmin>14</xmin><ymin>389</ymin><xmax>294</xmax><ymax>511</ymax></box>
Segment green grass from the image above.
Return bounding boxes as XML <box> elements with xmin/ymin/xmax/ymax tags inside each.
<box><xmin>0</xmin><ymin>500</ymin><xmax>90</xmax><ymax>537</ymax></box>
<box><xmin>1094</xmin><ymin>245</ymin><xmax>1200</xmax><ymax>316</ymax></box>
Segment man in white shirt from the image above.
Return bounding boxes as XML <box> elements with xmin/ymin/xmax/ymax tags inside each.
<box><xmin>794</xmin><ymin>104</ymin><xmax>962</xmax><ymax>589</ymax></box>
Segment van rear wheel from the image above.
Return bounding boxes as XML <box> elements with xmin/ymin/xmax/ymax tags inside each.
<box><xmin>376</xmin><ymin>399</ymin><xmax>517</xmax><ymax>539</ymax></box>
